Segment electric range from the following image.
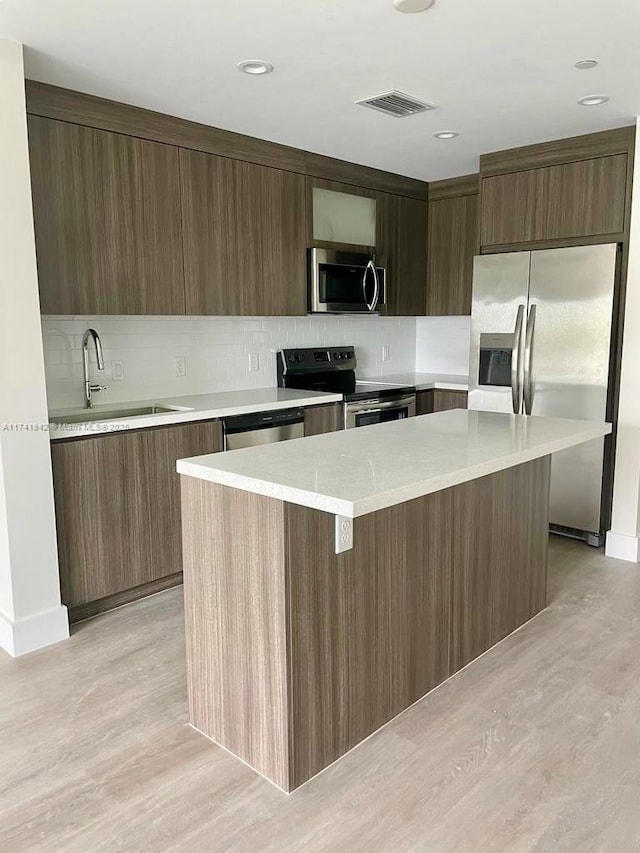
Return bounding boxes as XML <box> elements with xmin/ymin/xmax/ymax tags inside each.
<box><xmin>277</xmin><ymin>346</ymin><xmax>416</xmax><ymax>429</ymax></box>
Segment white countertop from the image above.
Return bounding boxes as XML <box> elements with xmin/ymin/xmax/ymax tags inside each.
<box><xmin>360</xmin><ymin>372</ymin><xmax>469</xmax><ymax>392</ymax></box>
<box><xmin>177</xmin><ymin>410</ymin><xmax>611</xmax><ymax>518</ymax></box>
<box><xmin>48</xmin><ymin>388</ymin><xmax>342</xmax><ymax>441</ymax></box>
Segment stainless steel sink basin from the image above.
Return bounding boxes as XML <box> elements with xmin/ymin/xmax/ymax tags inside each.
<box><xmin>50</xmin><ymin>405</ymin><xmax>183</xmax><ymax>425</ymax></box>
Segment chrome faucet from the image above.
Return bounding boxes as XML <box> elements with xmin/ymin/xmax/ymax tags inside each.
<box><xmin>82</xmin><ymin>328</ymin><xmax>107</xmax><ymax>408</ymax></box>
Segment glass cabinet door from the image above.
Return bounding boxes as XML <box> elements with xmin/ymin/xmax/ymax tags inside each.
<box><xmin>312</xmin><ymin>188</ymin><xmax>376</xmax><ymax>246</ymax></box>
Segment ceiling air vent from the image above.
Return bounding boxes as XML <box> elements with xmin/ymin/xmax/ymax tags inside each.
<box><xmin>356</xmin><ymin>90</ymin><xmax>437</xmax><ymax>118</ymax></box>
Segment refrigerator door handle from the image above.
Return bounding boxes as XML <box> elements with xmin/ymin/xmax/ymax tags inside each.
<box><xmin>511</xmin><ymin>304</ymin><xmax>525</xmax><ymax>414</ymax></box>
<box><xmin>523</xmin><ymin>304</ymin><xmax>537</xmax><ymax>415</ymax></box>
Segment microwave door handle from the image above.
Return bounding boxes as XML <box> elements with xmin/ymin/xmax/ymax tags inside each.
<box><xmin>511</xmin><ymin>304</ymin><xmax>525</xmax><ymax>414</ymax></box>
<box><xmin>363</xmin><ymin>261</ymin><xmax>375</xmax><ymax>312</ymax></box>
<box><xmin>369</xmin><ymin>261</ymin><xmax>380</xmax><ymax>312</ymax></box>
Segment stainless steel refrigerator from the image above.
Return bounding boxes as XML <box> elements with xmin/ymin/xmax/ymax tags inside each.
<box><xmin>468</xmin><ymin>243</ymin><xmax>620</xmax><ymax>546</ymax></box>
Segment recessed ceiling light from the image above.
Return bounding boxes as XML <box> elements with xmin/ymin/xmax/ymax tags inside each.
<box><xmin>237</xmin><ymin>60</ymin><xmax>273</xmax><ymax>76</ymax></box>
<box><xmin>575</xmin><ymin>59</ymin><xmax>598</xmax><ymax>70</ymax></box>
<box><xmin>393</xmin><ymin>0</ymin><xmax>436</xmax><ymax>12</ymax></box>
<box><xmin>433</xmin><ymin>131</ymin><xmax>459</xmax><ymax>140</ymax></box>
<box><xmin>577</xmin><ymin>95</ymin><xmax>609</xmax><ymax>106</ymax></box>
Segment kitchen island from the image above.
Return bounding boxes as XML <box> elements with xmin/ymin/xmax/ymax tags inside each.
<box><xmin>177</xmin><ymin>410</ymin><xmax>610</xmax><ymax>793</ymax></box>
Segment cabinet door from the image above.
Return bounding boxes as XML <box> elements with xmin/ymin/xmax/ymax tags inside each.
<box><xmin>378</xmin><ymin>193</ymin><xmax>428</xmax><ymax>316</ymax></box>
<box><xmin>481</xmin><ymin>154</ymin><xmax>628</xmax><ymax>248</ymax></box>
<box><xmin>180</xmin><ymin>150</ymin><xmax>307</xmax><ymax>315</ymax></box>
<box><xmin>426</xmin><ymin>194</ymin><xmax>478</xmax><ymax>315</ymax></box>
<box><xmin>304</xmin><ymin>403</ymin><xmax>343</xmax><ymax>436</ymax></box>
<box><xmin>432</xmin><ymin>390</ymin><xmax>468</xmax><ymax>412</ymax></box>
<box><xmin>51</xmin><ymin>420</ymin><xmax>223</xmax><ymax>610</ymax></box>
<box><xmin>416</xmin><ymin>390</ymin><xmax>434</xmax><ymax>416</ymax></box>
<box><xmin>28</xmin><ymin>116</ymin><xmax>185</xmax><ymax>315</ymax></box>
<box><xmin>480</xmin><ymin>169</ymin><xmax>543</xmax><ymax>247</ymax></box>
<box><xmin>542</xmin><ymin>154</ymin><xmax>627</xmax><ymax>240</ymax></box>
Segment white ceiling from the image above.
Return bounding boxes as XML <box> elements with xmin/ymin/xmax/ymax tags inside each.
<box><xmin>2</xmin><ymin>0</ymin><xmax>640</xmax><ymax>181</ymax></box>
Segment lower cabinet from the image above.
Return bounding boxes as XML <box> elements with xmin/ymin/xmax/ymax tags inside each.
<box><xmin>417</xmin><ymin>390</ymin><xmax>468</xmax><ymax>415</ymax></box>
<box><xmin>51</xmin><ymin>419</ymin><xmax>223</xmax><ymax>620</ymax></box>
<box><xmin>304</xmin><ymin>403</ymin><xmax>343</xmax><ymax>436</ymax></box>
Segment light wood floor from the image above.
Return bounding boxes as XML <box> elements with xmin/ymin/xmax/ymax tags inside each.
<box><xmin>2</xmin><ymin>536</ymin><xmax>640</xmax><ymax>852</ymax></box>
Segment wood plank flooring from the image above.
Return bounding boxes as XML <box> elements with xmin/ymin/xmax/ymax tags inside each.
<box><xmin>2</xmin><ymin>536</ymin><xmax>640</xmax><ymax>852</ymax></box>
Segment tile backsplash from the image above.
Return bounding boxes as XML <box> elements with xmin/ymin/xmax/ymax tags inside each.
<box><xmin>415</xmin><ymin>316</ymin><xmax>471</xmax><ymax>376</ymax></box>
<box><xmin>41</xmin><ymin>315</ymin><xmax>418</xmax><ymax>410</ymax></box>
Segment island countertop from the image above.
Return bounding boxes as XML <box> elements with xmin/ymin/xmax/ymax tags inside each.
<box><xmin>177</xmin><ymin>410</ymin><xmax>611</xmax><ymax>519</ymax></box>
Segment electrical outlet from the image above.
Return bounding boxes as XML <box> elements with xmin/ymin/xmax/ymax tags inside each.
<box><xmin>111</xmin><ymin>360</ymin><xmax>124</xmax><ymax>381</ymax></box>
<box><xmin>248</xmin><ymin>352</ymin><xmax>260</xmax><ymax>372</ymax></box>
<box><xmin>174</xmin><ymin>356</ymin><xmax>186</xmax><ymax>377</ymax></box>
<box><xmin>382</xmin><ymin>345</ymin><xmax>391</xmax><ymax>362</ymax></box>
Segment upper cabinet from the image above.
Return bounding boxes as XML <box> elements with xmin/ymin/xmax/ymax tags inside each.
<box><xmin>312</xmin><ymin>187</ymin><xmax>376</xmax><ymax>247</ymax></box>
<box><xmin>308</xmin><ymin>177</ymin><xmax>428</xmax><ymax>315</ymax></box>
<box><xmin>479</xmin><ymin>128</ymin><xmax>634</xmax><ymax>250</ymax></box>
<box><xmin>180</xmin><ymin>150</ymin><xmax>307</xmax><ymax>315</ymax></box>
<box><xmin>28</xmin><ymin>116</ymin><xmax>185</xmax><ymax>315</ymax></box>
<box><xmin>426</xmin><ymin>175</ymin><xmax>479</xmax><ymax>316</ymax></box>
<box><xmin>377</xmin><ymin>192</ymin><xmax>428</xmax><ymax>316</ymax></box>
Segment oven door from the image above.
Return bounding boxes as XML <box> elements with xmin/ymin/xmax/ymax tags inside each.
<box><xmin>344</xmin><ymin>395</ymin><xmax>416</xmax><ymax>429</ymax></box>
<box><xmin>309</xmin><ymin>248</ymin><xmax>386</xmax><ymax>314</ymax></box>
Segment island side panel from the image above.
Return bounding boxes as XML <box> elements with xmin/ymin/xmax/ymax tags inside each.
<box><xmin>180</xmin><ymin>477</ymin><xmax>291</xmax><ymax>791</ymax></box>
<box><xmin>450</xmin><ymin>455</ymin><xmax>550</xmax><ymax>671</ymax></box>
<box><xmin>285</xmin><ymin>496</ymin><xmax>453</xmax><ymax>791</ymax></box>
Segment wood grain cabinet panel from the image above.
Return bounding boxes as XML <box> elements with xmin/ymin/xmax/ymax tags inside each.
<box><xmin>180</xmin><ymin>149</ymin><xmax>307</xmax><ymax>316</ymax></box>
<box><xmin>303</xmin><ymin>403</ymin><xmax>343</xmax><ymax>436</ymax></box>
<box><xmin>378</xmin><ymin>193</ymin><xmax>428</xmax><ymax>316</ymax></box>
<box><xmin>426</xmin><ymin>193</ymin><xmax>478</xmax><ymax>316</ymax></box>
<box><xmin>481</xmin><ymin>154</ymin><xmax>628</xmax><ymax>248</ymax></box>
<box><xmin>416</xmin><ymin>390</ymin><xmax>468</xmax><ymax>414</ymax></box>
<box><xmin>541</xmin><ymin>154</ymin><xmax>627</xmax><ymax>240</ymax></box>
<box><xmin>480</xmin><ymin>169</ymin><xmax>543</xmax><ymax>247</ymax></box>
<box><xmin>28</xmin><ymin>115</ymin><xmax>185</xmax><ymax>315</ymax></box>
<box><xmin>51</xmin><ymin>419</ymin><xmax>223</xmax><ymax>617</ymax></box>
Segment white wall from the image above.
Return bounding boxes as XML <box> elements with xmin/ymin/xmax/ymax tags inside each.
<box><xmin>415</xmin><ymin>316</ymin><xmax>471</xmax><ymax>376</ymax></box>
<box><xmin>606</xmin><ymin>116</ymin><xmax>640</xmax><ymax>562</ymax></box>
<box><xmin>41</xmin><ymin>315</ymin><xmax>417</xmax><ymax>409</ymax></box>
<box><xmin>0</xmin><ymin>40</ymin><xmax>68</xmax><ymax>656</ymax></box>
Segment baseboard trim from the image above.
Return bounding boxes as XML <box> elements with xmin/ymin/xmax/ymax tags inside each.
<box><xmin>0</xmin><ymin>604</ymin><xmax>69</xmax><ymax>658</ymax></box>
<box><xmin>605</xmin><ymin>531</ymin><xmax>640</xmax><ymax>562</ymax></box>
<box><xmin>69</xmin><ymin>572</ymin><xmax>183</xmax><ymax>624</ymax></box>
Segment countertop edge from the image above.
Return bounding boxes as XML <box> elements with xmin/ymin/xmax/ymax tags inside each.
<box><xmin>177</xmin><ymin>420</ymin><xmax>611</xmax><ymax>519</ymax></box>
<box><xmin>48</xmin><ymin>392</ymin><xmax>343</xmax><ymax>442</ymax></box>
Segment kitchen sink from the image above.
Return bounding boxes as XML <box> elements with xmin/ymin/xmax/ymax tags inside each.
<box><xmin>50</xmin><ymin>405</ymin><xmax>186</xmax><ymax>425</ymax></box>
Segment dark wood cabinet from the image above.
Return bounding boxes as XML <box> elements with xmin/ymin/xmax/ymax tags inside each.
<box><xmin>427</xmin><ymin>175</ymin><xmax>478</xmax><ymax>316</ymax></box>
<box><xmin>304</xmin><ymin>403</ymin><xmax>343</xmax><ymax>436</ymax></box>
<box><xmin>480</xmin><ymin>153</ymin><xmax>629</xmax><ymax>248</ymax></box>
<box><xmin>378</xmin><ymin>193</ymin><xmax>428</xmax><ymax>316</ymax></box>
<box><xmin>180</xmin><ymin>150</ymin><xmax>307</xmax><ymax>316</ymax></box>
<box><xmin>51</xmin><ymin>419</ymin><xmax>223</xmax><ymax>619</ymax></box>
<box><xmin>308</xmin><ymin>177</ymin><xmax>428</xmax><ymax>315</ymax></box>
<box><xmin>28</xmin><ymin>116</ymin><xmax>185</xmax><ymax>315</ymax></box>
<box><xmin>416</xmin><ymin>390</ymin><xmax>468</xmax><ymax>414</ymax></box>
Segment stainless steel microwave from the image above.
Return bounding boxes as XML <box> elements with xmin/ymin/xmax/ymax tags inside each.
<box><xmin>308</xmin><ymin>248</ymin><xmax>386</xmax><ymax>314</ymax></box>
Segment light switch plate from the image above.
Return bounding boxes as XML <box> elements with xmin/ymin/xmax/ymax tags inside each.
<box><xmin>382</xmin><ymin>345</ymin><xmax>391</xmax><ymax>362</ymax></box>
<box><xmin>249</xmin><ymin>353</ymin><xmax>260</xmax><ymax>372</ymax></box>
<box><xmin>111</xmin><ymin>360</ymin><xmax>124</xmax><ymax>381</ymax></box>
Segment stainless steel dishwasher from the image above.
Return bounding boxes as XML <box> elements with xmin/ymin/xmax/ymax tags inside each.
<box><xmin>222</xmin><ymin>408</ymin><xmax>305</xmax><ymax>450</ymax></box>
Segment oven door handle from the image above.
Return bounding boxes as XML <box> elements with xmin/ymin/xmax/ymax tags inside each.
<box><xmin>346</xmin><ymin>395</ymin><xmax>416</xmax><ymax>414</ymax></box>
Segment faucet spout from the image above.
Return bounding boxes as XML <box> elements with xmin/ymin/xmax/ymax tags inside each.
<box><xmin>82</xmin><ymin>328</ymin><xmax>107</xmax><ymax>408</ymax></box>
